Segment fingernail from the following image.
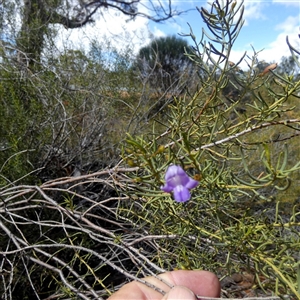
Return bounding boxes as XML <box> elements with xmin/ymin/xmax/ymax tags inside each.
<box><xmin>162</xmin><ymin>286</ymin><xmax>197</xmax><ymax>300</ymax></box>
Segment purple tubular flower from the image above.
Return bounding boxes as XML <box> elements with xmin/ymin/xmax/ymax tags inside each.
<box><xmin>161</xmin><ymin>165</ymin><xmax>199</xmax><ymax>202</ymax></box>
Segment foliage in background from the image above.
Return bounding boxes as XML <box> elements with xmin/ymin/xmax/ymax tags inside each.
<box><xmin>136</xmin><ymin>35</ymin><xmax>196</xmax><ymax>94</ymax></box>
<box><xmin>1</xmin><ymin>0</ymin><xmax>184</xmax><ymax>67</ymax></box>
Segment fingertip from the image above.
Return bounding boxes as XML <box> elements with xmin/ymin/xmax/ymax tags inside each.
<box><xmin>168</xmin><ymin>270</ymin><xmax>221</xmax><ymax>298</ymax></box>
<box><xmin>162</xmin><ymin>286</ymin><xmax>197</xmax><ymax>300</ymax></box>
<box><xmin>203</xmin><ymin>271</ymin><xmax>221</xmax><ymax>298</ymax></box>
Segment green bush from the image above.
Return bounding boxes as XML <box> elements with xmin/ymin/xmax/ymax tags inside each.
<box><xmin>121</xmin><ymin>0</ymin><xmax>300</xmax><ymax>297</ymax></box>
<box><xmin>0</xmin><ymin>66</ymin><xmax>46</xmax><ymax>185</ymax></box>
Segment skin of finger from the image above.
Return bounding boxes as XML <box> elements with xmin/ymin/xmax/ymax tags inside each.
<box><xmin>108</xmin><ymin>270</ymin><xmax>220</xmax><ymax>300</ymax></box>
<box><xmin>162</xmin><ymin>286</ymin><xmax>196</xmax><ymax>300</ymax></box>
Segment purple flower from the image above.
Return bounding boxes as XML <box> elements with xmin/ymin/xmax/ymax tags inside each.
<box><xmin>161</xmin><ymin>165</ymin><xmax>199</xmax><ymax>202</ymax></box>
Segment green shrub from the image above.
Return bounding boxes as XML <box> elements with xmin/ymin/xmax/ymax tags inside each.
<box><xmin>121</xmin><ymin>0</ymin><xmax>300</xmax><ymax>297</ymax></box>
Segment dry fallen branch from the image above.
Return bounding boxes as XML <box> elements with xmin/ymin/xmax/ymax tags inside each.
<box><xmin>0</xmin><ymin>167</ymin><xmax>171</xmax><ymax>299</ymax></box>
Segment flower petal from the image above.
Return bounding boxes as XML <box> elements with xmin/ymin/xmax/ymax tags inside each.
<box><xmin>161</xmin><ymin>183</ymin><xmax>174</xmax><ymax>193</ymax></box>
<box><xmin>162</xmin><ymin>165</ymin><xmax>198</xmax><ymax>202</ymax></box>
<box><xmin>165</xmin><ymin>165</ymin><xmax>185</xmax><ymax>180</ymax></box>
<box><xmin>173</xmin><ymin>185</ymin><xmax>191</xmax><ymax>202</ymax></box>
<box><xmin>185</xmin><ymin>177</ymin><xmax>199</xmax><ymax>189</ymax></box>
<box><xmin>165</xmin><ymin>165</ymin><xmax>190</xmax><ymax>186</ymax></box>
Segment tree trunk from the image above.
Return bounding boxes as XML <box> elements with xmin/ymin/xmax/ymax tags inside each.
<box><xmin>17</xmin><ymin>0</ymin><xmax>49</xmax><ymax>67</ymax></box>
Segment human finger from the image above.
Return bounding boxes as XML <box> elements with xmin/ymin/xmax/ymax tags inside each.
<box><xmin>162</xmin><ymin>285</ymin><xmax>197</xmax><ymax>300</ymax></box>
<box><xmin>108</xmin><ymin>270</ymin><xmax>220</xmax><ymax>300</ymax></box>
